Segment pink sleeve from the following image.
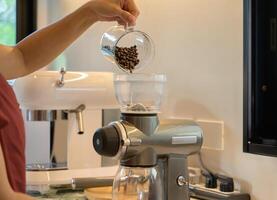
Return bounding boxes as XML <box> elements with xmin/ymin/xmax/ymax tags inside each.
<box><xmin>0</xmin><ymin>110</ymin><xmax>8</xmax><ymax>128</ymax></box>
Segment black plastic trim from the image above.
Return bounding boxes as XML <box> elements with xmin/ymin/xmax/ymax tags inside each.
<box><xmin>16</xmin><ymin>0</ymin><xmax>37</xmax><ymax>42</ymax></box>
<box><xmin>121</xmin><ymin>113</ymin><xmax>158</xmax><ymax>117</ymax></box>
<box><xmin>243</xmin><ymin>0</ymin><xmax>255</xmax><ymax>155</ymax></box>
<box><xmin>243</xmin><ymin>0</ymin><xmax>277</xmax><ymax>157</ymax></box>
<box><xmin>248</xmin><ymin>143</ymin><xmax>277</xmax><ymax>157</ymax></box>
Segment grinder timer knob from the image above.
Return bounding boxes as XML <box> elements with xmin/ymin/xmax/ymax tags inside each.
<box><xmin>93</xmin><ymin>125</ymin><xmax>120</xmax><ymax>157</ymax></box>
<box><xmin>202</xmin><ymin>172</ymin><xmax>217</xmax><ymax>188</ymax></box>
<box><xmin>217</xmin><ymin>175</ymin><xmax>234</xmax><ymax>192</ymax></box>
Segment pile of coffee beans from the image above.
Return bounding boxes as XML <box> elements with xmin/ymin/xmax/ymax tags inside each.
<box><xmin>126</xmin><ymin>103</ymin><xmax>149</xmax><ymax>112</ymax></box>
<box><xmin>114</xmin><ymin>45</ymin><xmax>140</xmax><ymax>73</ymax></box>
<box><xmin>102</xmin><ymin>45</ymin><xmax>140</xmax><ymax>73</ymax></box>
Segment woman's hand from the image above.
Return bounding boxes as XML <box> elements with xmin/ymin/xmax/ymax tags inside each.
<box><xmin>87</xmin><ymin>0</ymin><xmax>140</xmax><ymax>26</ymax></box>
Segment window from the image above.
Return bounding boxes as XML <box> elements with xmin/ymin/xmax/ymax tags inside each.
<box><xmin>0</xmin><ymin>0</ymin><xmax>16</xmax><ymax>45</ymax></box>
<box><xmin>0</xmin><ymin>0</ymin><xmax>36</xmax><ymax>45</ymax></box>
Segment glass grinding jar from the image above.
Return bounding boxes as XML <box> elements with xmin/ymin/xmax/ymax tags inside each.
<box><xmin>112</xmin><ymin>166</ymin><xmax>164</xmax><ymax>200</ymax></box>
<box><xmin>100</xmin><ymin>25</ymin><xmax>155</xmax><ymax>73</ymax></box>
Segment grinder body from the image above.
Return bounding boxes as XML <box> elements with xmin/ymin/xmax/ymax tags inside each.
<box><xmin>93</xmin><ymin>114</ymin><xmax>203</xmax><ymax>200</ymax></box>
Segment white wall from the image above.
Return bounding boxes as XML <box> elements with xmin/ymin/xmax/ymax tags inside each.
<box><xmin>146</xmin><ymin>1</ymin><xmax>277</xmax><ymax>200</ymax></box>
<box><xmin>35</xmin><ymin>0</ymin><xmax>277</xmax><ymax>199</ymax></box>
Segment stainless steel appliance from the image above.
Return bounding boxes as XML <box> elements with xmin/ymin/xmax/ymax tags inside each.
<box><xmin>92</xmin><ymin>73</ymin><xmax>204</xmax><ymax>199</ymax></box>
<box><xmin>14</xmin><ymin>71</ymin><xmax>119</xmax><ymax>194</ymax></box>
<box><xmin>92</xmin><ymin>73</ymin><xmax>251</xmax><ymax>200</ymax></box>
<box><xmin>93</xmin><ymin>113</ymin><xmax>203</xmax><ymax>200</ymax></box>
<box><xmin>25</xmin><ymin>104</ymin><xmax>86</xmax><ymax>171</ymax></box>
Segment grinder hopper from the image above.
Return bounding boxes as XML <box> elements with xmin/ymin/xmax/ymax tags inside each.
<box><xmin>114</xmin><ymin>73</ymin><xmax>167</xmax><ymax>115</ymax></box>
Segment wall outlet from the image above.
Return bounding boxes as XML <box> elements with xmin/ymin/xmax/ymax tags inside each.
<box><xmin>196</xmin><ymin>119</ymin><xmax>224</xmax><ymax>151</ymax></box>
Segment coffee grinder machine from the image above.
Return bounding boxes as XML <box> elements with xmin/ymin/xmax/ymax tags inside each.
<box><xmin>93</xmin><ymin>74</ymin><xmax>203</xmax><ymax>200</ymax></box>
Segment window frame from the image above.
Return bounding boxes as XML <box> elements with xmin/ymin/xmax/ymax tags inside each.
<box><xmin>16</xmin><ymin>0</ymin><xmax>37</xmax><ymax>42</ymax></box>
<box><xmin>244</xmin><ymin>0</ymin><xmax>277</xmax><ymax>157</ymax></box>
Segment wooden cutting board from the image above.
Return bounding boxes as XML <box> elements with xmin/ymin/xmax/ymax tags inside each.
<box><xmin>84</xmin><ymin>186</ymin><xmax>113</xmax><ymax>200</ymax></box>
<box><xmin>84</xmin><ymin>187</ymin><xmax>143</xmax><ymax>200</ymax></box>
<box><xmin>85</xmin><ymin>187</ymin><xmax>199</xmax><ymax>200</ymax></box>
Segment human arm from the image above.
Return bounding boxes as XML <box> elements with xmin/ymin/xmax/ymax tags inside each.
<box><xmin>0</xmin><ymin>143</ymin><xmax>35</xmax><ymax>200</ymax></box>
<box><xmin>0</xmin><ymin>0</ymin><xmax>139</xmax><ymax>80</ymax></box>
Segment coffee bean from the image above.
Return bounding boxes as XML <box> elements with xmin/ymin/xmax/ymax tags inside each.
<box><xmin>111</xmin><ymin>45</ymin><xmax>140</xmax><ymax>73</ymax></box>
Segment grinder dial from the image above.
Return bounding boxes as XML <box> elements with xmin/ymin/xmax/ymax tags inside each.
<box><xmin>93</xmin><ymin>125</ymin><xmax>120</xmax><ymax>157</ymax></box>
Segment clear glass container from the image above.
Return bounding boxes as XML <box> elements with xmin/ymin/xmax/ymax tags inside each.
<box><xmin>112</xmin><ymin>166</ymin><xmax>164</xmax><ymax>200</ymax></box>
<box><xmin>100</xmin><ymin>26</ymin><xmax>155</xmax><ymax>73</ymax></box>
<box><xmin>114</xmin><ymin>74</ymin><xmax>167</xmax><ymax>114</ymax></box>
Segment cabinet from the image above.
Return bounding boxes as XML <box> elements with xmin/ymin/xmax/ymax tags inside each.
<box><xmin>244</xmin><ymin>0</ymin><xmax>277</xmax><ymax>156</ymax></box>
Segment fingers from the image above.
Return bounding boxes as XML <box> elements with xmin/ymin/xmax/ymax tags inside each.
<box><xmin>103</xmin><ymin>17</ymin><xmax>125</xmax><ymax>25</ymax></box>
<box><xmin>114</xmin><ymin>16</ymin><xmax>125</xmax><ymax>25</ymax></box>
<box><xmin>117</xmin><ymin>9</ymin><xmax>136</xmax><ymax>26</ymax></box>
<box><xmin>97</xmin><ymin>14</ymin><xmax>125</xmax><ymax>25</ymax></box>
<box><xmin>125</xmin><ymin>0</ymin><xmax>140</xmax><ymax>18</ymax></box>
<box><xmin>92</xmin><ymin>0</ymin><xmax>139</xmax><ymax>26</ymax></box>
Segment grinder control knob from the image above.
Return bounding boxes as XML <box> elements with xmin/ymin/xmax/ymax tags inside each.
<box><xmin>202</xmin><ymin>172</ymin><xmax>217</xmax><ymax>189</ymax></box>
<box><xmin>217</xmin><ymin>174</ymin><xmax>234</xmax><ymax>192</ymax></box>
<box><xmin>93</xmin><ymin>125</ymin><xmax>120</xmax><ymax>157</ymax></box>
